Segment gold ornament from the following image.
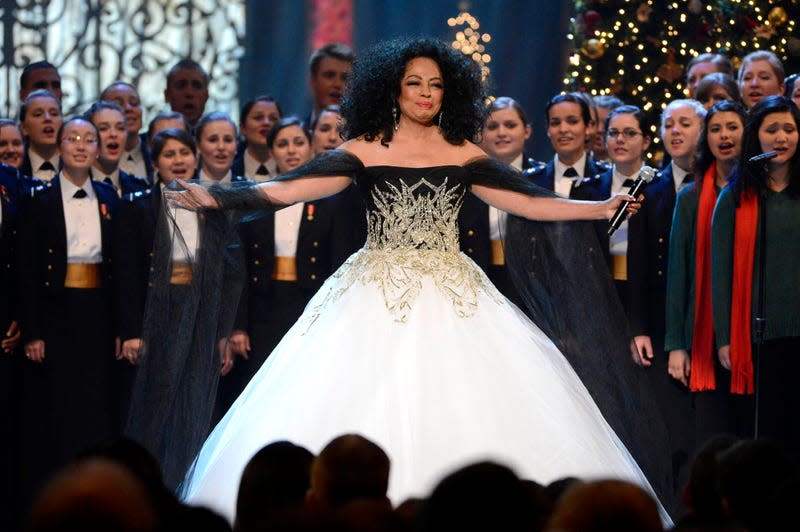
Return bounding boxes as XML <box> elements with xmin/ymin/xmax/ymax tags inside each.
<box><xmin>581</xmin><ymin>38</ymin><xmax>605</xmax><ymax>60</ymax></box>
<box><xmin>768</xmin><ymin>7</ymin><xmax>788</xmax><ymax>27</ymax></box>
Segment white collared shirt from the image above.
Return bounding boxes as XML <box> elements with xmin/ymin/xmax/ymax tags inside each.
<box><xmin>199</xmin><ymin>169</ymin><xmax>232</xmax><ymax>185</ymax></box>
<box><xmin>244</xmin><ymin>151</ymin><xmax>277</xmax><ymax>183</ymax></box>
<box><xmin>163</xmin><ymin>182</ymin><xmax>199</xmax><ymax>263</ymax></box>
<box><xmin>610</xmin><ymin>165</ymin><xmax>639</xmax><ymax>257</ymax></box>
<box><xmin>671</xmin><ymin>161</ymin><xmax>692</xmax><ymax>194</ymax></box>
<box><xmin>59</xmin><ymin>174</ymin><xmax>103</xmax><ymax>264</ymax></box>
<box><xmin>92</xmin><ymin>167</ymin><xmax>122</xmax><ymax>197</ymax></box>
<box><xmin>488</xmin><ymin>154</ymin><xmax>522</xmax><ymax>240</ymax></box>
<box><xmin>274</xmin><ymin>203</ymin><xmax>304</xmax><ymax>258</ymax></box>
<box><xmin>120</xmin><ymin>138</ymin><xmax>148</xmax><ymax>178</ymax></box>
<box><xmin>553</xmin><ymin>152</ymin><xmax>587</xmax><ymax>198</ymax></box>
<box><xmin>28</xmin><ymin>150</ymin><xmax>60</xmax><ymax>181</ymax></box>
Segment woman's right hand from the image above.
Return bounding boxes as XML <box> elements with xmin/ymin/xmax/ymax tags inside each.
<box><xmin>164</xmin><ymin>179</ymin><xmax>220</xmax><ymax>210</ymax></box>
<box><xmin>603</xmin><ymin>193</ymin><xmax>642</xmax><ymax>221</ymax></box>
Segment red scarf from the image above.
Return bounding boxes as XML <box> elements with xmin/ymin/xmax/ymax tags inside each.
<box><xmin>689</xmin><ymin>164</ymin><xmax>718</xmax><ymax>392</ymax></box>
<box><xmin>729</xmin><ymin>190</ymin><xmax>758</xmax><ymax>394</ymax></box>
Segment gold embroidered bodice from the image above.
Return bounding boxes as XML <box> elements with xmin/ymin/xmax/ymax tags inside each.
<box><xmin>301</xmin><ymin>166</ymin><xmax>501</xmax><ymax>325</ymax></box>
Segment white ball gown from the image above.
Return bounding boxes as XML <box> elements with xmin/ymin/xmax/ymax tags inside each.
<box><xmin>179</xmin><ymin>159</ymin><xmax>670</xmax><ymax>523</ymax></box>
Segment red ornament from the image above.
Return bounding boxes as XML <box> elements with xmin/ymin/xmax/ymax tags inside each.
<box><xmin>584</xmin><ymin>10</ymin><xmax>601</xmax><ymax>33</ymax></box>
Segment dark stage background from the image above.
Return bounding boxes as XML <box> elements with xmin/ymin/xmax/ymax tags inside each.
<box><xmin>241</xmin><ymin>0</ymin><xmax>571</xmax><ymax>161</ymax></box>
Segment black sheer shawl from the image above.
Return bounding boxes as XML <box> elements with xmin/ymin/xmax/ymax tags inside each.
<box><xmin>125</xmin><ymin>203</ymin><xmax>245</xmax><ymax>492</ymax></box>
<box><xmin>466</xmin><ymin>158</ymin><xmax>673</xmax><ymax>511</ymax></box>
<box><xmin>139</xmin><ymin>150</ymin><xmax>673</xmax><ymax>510</ymax></box>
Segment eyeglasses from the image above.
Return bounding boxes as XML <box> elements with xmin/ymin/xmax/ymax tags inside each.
<box><xmin>62</xmin><ymin>134</ymin><xmax>98</xmax><ymax>145</ymax></box>
<box><xmin>606</xmin><ymin>129</ymin><xmax>643</xmax><ymax>140</ymax></box>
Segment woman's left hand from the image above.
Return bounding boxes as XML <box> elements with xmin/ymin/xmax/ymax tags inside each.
<box><xmin>603</xmin><ymin>193</ymin><xmax>643</xmax><ymax>221</ymax></box>
<box><xmin>164</xmin><ymin>179</ymin><xmax>220</xmax><ymax>211</ymax></box>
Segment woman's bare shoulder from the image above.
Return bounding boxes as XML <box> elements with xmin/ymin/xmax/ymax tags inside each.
<box><xmin>455</xmin><ymin>141</ymin><xmax>488</xmax><ymax>163</ymax></box>
<box><xmin>340</xmin><ymin>137</ymin><xmax>389</xmax><ymax>166</ymax></box>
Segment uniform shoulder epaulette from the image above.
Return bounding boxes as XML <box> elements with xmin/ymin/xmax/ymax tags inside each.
<box><xmin>123</xmin><ymin>188</ymin><xmax>152</xmax><ymax>202</ymax></box>
<box><xmin>522</xmin><ymin>160</ymin><xmax>547</xmax><ymax>176</ymax></box>
<box><xmin>594</xmin><ymin>159</ymin><xmax>612</xmax><ymax>172</ymax></box>
<box><xmin>30</xmin><ymin>181</ymin><xmax>52</xmax><ymax>197</ymax></box>
<box><xmin>578</xmin><ymin>174</ymin><xmax>601</xmax><ymax>186</ymax></box>
<box><xmin>94</xmin><ymin>179</ymin><xmax>117</xmax><ymax>193</ymax></box>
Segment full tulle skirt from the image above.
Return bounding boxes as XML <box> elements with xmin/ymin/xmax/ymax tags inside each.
<box><xmin>183</xmin><ymin>249</ymin><xmax>661</xmax><ymax>521</ymax></box>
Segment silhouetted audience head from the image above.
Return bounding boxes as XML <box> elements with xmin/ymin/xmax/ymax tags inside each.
<box><xmin>717</xmin><ymin>439</ymin><xmax>800</xmax><ymax>532</ymax></box>
<box><xmin>27</xmin><ymin>457</ymin><xmax>156</xmax><ymax>532</ymax></box>
<box><xmin>336</xmin><ymin>498</ymin><xmax>394</xmax><ymax>532</ymax></box>
<box><xmin>417</xmin><ymin>461</ymin><xmax>543</xmax><ymax>531</ymax></box>
<box><xmin>546</xmin><ymin>478</ymin><xmax>662</xmax><ymax>532</ymax></box>
<box><xmin>75</xmin><ymin>438</ymin><xmax>181</xmax><ymax>528</ymax></box>
<box><xmin>680</xmin><ymin>434</ymin><xmax>739</xmax><ymax>524</ymax></box>
<box><xmin>543</xmin><ymin>476</ymin><xmax>582</xmax><ymax>506</ymax></box>
<box><xmin>177</xmin><ymin>505</ymin><xmax>232</xmax><ymax>532</ymax></box>
<box><xmin>306</xmin><ymin>434</ymin><xmax>390</xmax><ymax>513</ymax></box>
<box><xmin>393</xmin><ymin>497</ymin><xmax>423</xmax><ymax>532</ymax></box>
<box><xmin>234</xmin><ymin>440</ymin><xmax>314</xmax><ymax>532</ymax></box>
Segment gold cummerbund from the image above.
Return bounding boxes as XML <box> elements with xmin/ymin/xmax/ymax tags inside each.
<box><xmin>490</xmin><ymin>239</ymin><xmax>505</xmax><ymax>266</ymax></box>
<box><xmin>170</xmin><ymin>263</ymin><xmax>193</xmax><ymax>285</ymax></box>
<box><xmin>272</xmin><ymin>256</ymin><xmax>298</xmax><ymax>282</ymax></box>
<box><xmin>64</xmin><ymin>263</ymin><xmax>101</xmax><ymax>289</ymax></box>
<box><xmin>612</xmin><ymin>254</ymin><xmax>627</xmax><ymax>281</ymax></box>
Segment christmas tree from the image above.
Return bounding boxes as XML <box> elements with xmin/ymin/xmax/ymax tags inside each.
<box><xmin>565</xmin><ymin>0</ymin><xmax>800</xmax><ymax>151</ymax></box>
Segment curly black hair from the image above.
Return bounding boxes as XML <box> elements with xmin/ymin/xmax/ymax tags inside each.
<box><xmin>340</xmin><ymin>37</ymin><xmax>487</xmax><ymax>146</ymax></box>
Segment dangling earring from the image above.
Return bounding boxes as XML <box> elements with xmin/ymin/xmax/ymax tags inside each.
<box><xmin>437</xmin><ymin>111</ymin><xmax>444</xmax><ymax>131</ymax></box>
<box><xmin>392</xmin><ymin>106</ymin><xmax>399</xmax><ymax>131</ymax></box>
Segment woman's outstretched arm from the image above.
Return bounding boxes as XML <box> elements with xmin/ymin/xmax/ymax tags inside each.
<box><xmin>471</xmin><ymin>183</ymin><xmax>639</xmax><ymax>222</ymax></box>
<box><xmin>167</xmin><ymin>174</ymin><xmax>353</xmax><ymax>211</ymax></box>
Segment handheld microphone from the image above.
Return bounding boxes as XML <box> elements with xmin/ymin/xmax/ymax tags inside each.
<box><xmin>608</xmin><ymin>166</ymin><xmax>657</xmax><ymax>236</ymax></box>
<box><xmin>747</xmin><ymin>151</ymin><xmax>778</xmax><ymax>164</ymax></box>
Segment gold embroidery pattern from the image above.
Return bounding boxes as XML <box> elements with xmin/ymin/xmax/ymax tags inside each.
<box><xmin>298</xmin><ymin>176</ymin><xmax>503</xmax><ymax>327</ymax></box>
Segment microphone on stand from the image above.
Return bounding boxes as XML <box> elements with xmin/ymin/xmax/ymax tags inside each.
<box><xmin>608</xmin><ymin>166</ymin><xmax>657</xmax><ymax>236</ymax></box>
<box><xmin>747</xmin><ymin>151</ymin><xmax>778</xmax><ymax>164</ymax></box>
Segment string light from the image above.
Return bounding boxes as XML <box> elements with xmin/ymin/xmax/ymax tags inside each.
<box><xmin>565</xmin><ymin>0</ymin><xmax>799</xmax><ymax>162</ymax></box>
<box><xmin>448</xmin><ymin>5</ymin><xmax>491</xmax><ymax>82</ymax></box>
